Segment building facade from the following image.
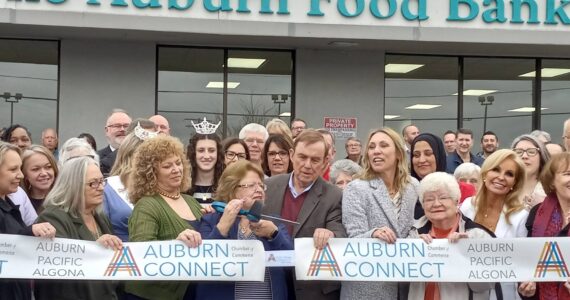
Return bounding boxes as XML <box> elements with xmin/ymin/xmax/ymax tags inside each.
<box><xmin>1</xmin><ymin>0</ymin><xmax>570</xmax><ymax>155</ymax></box>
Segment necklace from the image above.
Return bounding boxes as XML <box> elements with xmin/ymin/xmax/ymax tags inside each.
<box><xmin>158</xmin><ymin>189</ymin><xmax>181</xmax><ymax>199</ymax></box>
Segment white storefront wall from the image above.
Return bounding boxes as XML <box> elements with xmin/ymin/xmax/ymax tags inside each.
<box><xmin>2</xmin><ymin>0</ymin><xmax>570</xmax><ymax>153</ymax></box>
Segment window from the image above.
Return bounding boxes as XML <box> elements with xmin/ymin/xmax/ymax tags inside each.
<box><xmin>540</xmin><ymin>59</ymin><xmax>570</xmax><ymax>146</ymax></box>
<box><xmin>0</xmin><ymin>39</ymin><xmax>58</xmax><ymax>141</ymax></box>
<box><xmin>385</xmin><ymin>55</ymin><xmax>458</xmax><ymax>137</ymax></box>
<box><xmin>463</xmin><ymin>57</ymin><xmax>535</xmax><ymax>149</ymax></box>
<box><xmin>157</xmin><ymin>47</ymin><xmax>293</xmax><ymax>139</ymax></box>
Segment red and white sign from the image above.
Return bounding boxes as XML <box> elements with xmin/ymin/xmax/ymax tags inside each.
<box><xmin>323</xmin><ymin>117</ymin><xmax>357</xmax><ymax>139</ymax></box>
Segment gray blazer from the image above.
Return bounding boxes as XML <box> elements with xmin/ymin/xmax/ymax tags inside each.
<box><xmin>264</xmin><ymin>173</ymin><xmax>346</xmax><ymax>300</ymax></box>
<box><xmin>340</xmin><ymin>177</ymin><xmax>419</xmax><ymax>300</ymax></box>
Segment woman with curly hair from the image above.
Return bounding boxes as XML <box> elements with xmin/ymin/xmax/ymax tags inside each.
<box><xmin>187</xmin><ymin>133</ymin><xmax>224</xmax><ymax>203</ymax></box>
<box><xmin>125</xmin><ymin>135</ymin><xmax>203</xmax><ymax>300</ymax></box>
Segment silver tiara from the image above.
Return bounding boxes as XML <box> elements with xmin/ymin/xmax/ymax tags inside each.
<box><xmin>191</xmin><ymin>117</ymin><xmax>221</xmax><ymax>135</ymax></box>
<box><xmin>134</xmin><ymin>122</ymin><xmax>158</xmax><ymax>140</ymax></box>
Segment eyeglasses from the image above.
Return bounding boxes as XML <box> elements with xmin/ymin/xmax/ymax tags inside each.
<box><xmin>86</xmin><ymin>178</ymin><xmax>106</xmax><ymax>189</ymax></box>
<box><xmin>225</xmin><ymin>151</ymin><xmax>247</xmax><ymax>160</ymax></box>
<box><xmin>513</xmin><ymin>148</ymin><xmax>540</xmax><ymax>157</ymax></box>
<box><xmin>237</xmin><ymin>182</ymin><xmax>267</xmax><ymax>191</ymax></box>
<box><xmin>267</xmin><ymin>150</ymin><xmax>288</xmax><ymax>158</ymax></box>
<box><xmin>423</xmin><ymin>195</ymin><xmax>454</xmax><ymax>206</ymax></box>
<box><xmin>347</xmin><ymin>143</ymin><xmax>361</xmax><ymax>148</ymax></box>
<box><xmin>106</xmin><ymin>123</ymin><xmax>130</xmax><ymax>130</ymax></box>
<box><xmin>244</xmin><ymin>138</ymin><xmax>265</xmax><ymax>145</ymax></box>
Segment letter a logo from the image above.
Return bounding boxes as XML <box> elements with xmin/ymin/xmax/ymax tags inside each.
<box><xmin>306</xmin><ymin>243</ymin><xmax>342</xmax><ymax>277</ymax></box>
<box><xmin>104</xmin><ymin>246</ymin><xmax>141</xmax><ymax>277</ymax></box>
<box><xmin>534</xmin><ymin>241</ymin><xmax>569</xmax><ymax>278</ymax></box>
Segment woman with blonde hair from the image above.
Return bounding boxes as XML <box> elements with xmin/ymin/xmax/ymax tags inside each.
<box><xmin>125</xmin><ymin>135</ymin><xmax>203</xmax><ymax>300</ymax></box>
<box><xmin>266</xmin><ymin>118</ymin><xmax>293</xmax><ymax>140</ymax></box>
<box><xmin>460</xmin><ymin>149</ymin><xmax>528</xmax><ymax>300</ymax></box>
<box><xmin>103</xmin><ymin>122</ymin><xmax>157</xmax><ymax>241</ymax></box>
<box><xmin>21</xmin><ymin>145</ymin><xmax>59</xmax><ymax>213</ymax></box>
<box><xmin>341</xmin><ymin>127</ymin><xmax>419</xmax><ymax>300</ymax></box>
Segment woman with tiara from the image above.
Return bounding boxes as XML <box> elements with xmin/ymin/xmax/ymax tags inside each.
<box><xmin>186</xmin><ymin>118</ymin><xmax>225</xmax><ymax>204</ymax></box>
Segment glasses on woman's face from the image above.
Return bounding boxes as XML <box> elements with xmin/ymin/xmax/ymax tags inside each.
<box><xmin>423</xmin><ymin>195</ymin><xmax>454</xmax><ymax>207</ymax></box>
<box><xmin>86</xmin><ymin>178</ymin><xmax>106</xmax><ymax>189</ymax></box>
<box><xmin>225</xmin><ymin>151</ymin><xmax>247</xmax><ymax>161</ymax></box>
<box><xmin>267</xmin><ymin>150</ymin><xmax>288</xmax><ymax>159</ymax></box>
<box><xmin>513</xmin><ymin>148</ymin><xmax>540</xmax><ymax>157</ymax></box>
<box><xmin>237</xmin><ymin>182</ymin><xmax>267</xmax><ymax>191</ymax></box>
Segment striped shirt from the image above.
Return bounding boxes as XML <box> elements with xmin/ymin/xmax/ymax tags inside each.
<box><xmin>235</xmin><ymin>227</ymin><xmax>273</xmax><ymax>300</ymax></box>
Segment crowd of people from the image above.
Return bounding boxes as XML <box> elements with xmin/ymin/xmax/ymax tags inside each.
<box><xmin>1</xmin><ymin>110</ymin><xmax>570</xmax><ymax>300</ymax></box>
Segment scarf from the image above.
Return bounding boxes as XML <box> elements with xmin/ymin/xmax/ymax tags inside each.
<box><xmin>532</xmin><ymin>193</ymin><xmax>570</xmax><ymax>300</ymax></box>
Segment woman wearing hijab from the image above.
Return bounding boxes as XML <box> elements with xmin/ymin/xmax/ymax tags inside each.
<box><xmin>410</xmin><ymin>133</ymin><xmax>447</xmax><ymax>219</ymax></box>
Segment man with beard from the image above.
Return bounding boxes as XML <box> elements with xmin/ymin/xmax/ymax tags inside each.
<box><xmin>446</xmin><ymin>128</ymin><xmax>484</xmax><ymax>174</ymax></box>
<box><xmin>477</xmin><ymin>131</ymin><xmax>499</xmax><ymax>159</ymax></box>
<box><xmin>97</xmin><ymin>109</ymin><xmax>131</xmax><ymax>176</ymax></box>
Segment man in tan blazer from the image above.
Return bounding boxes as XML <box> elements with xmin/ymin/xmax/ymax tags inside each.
<box><xmin>264</xmin><ymin>130</ymin><xmax>346</xmax><ymax>300</ymax></box>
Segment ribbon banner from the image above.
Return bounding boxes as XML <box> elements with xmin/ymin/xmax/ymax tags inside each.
<box><xmin>295</xmin><ymin>237</ymin><xmax>570</xmax><ymax>282</ymax></box>
<box><xmin>0</xmin><ymin>234</ymin><xmax>265</xmax><ymax>281</ymax></box>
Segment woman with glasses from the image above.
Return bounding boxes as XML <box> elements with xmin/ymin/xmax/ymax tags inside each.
<box><xmin>511</xmin><ymin>134</ymin><xmax>549</xmax><ymax>210</ymax></box>
<box><xmin>187</xmin><ymin>133</ymin><xmax>225</xmax><ymax>204</ymax></box>
<box><xmin>262</xmin><ymin>134</ymin><xmax>293</xmax><ymax>177</ymax></box>
<box><xmin>126</xmin><ymin>135</ymin><xmax>203</xmax><ymax>300</ymax></box>
<box><xmin>20</xmin><ymin>145</ymin><xmax>59</xmax><ymax>213</ymax></box>
<box><xmin>222</xmin><ymin>138</ymin><xmax>250</xmax><ymax>167</ymax></box>
<box><xmin>35</xmin><ymin>156</ymin><xmax>122</xmax><ymax>300</ymax></box>
<box><xmin>408</xmin><ymin>172</ymin><xmax>495</xmax><ymax>300</ymax></box>
<box><xmin>460</xmin><ymin>149</ymin><xmax>528</xmax><ymax>300</ymax></box>
<box><xmin>196</xmin><ymin>160</ymin><xmax>293</xmax><ymax>300</ymax></box>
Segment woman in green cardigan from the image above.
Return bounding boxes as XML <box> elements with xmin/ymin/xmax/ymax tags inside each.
<box><xmin>125</xmin><ymin>135</ymin><xmax>203</xmax><ymax>300</ymax></box>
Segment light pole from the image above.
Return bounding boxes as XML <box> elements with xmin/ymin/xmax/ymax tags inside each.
<box><xmin>478</xmin><ymin>95</ymin><xmax>494</xmax><ymax>133</ymax></box>
<box><xmin>1</xmin><ymin>92</ymin><xmax>23</xmax><ymax>126</ymax></box>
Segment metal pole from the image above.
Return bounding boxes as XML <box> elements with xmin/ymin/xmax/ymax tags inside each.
<box><xmin>483</xmin><ymin>105</ymin><xmax>488</xmax><ymax>133</ymax></box>
<box><xmin>10</xmin><ymin>102</ymin><xmax>14</xmax><ymax>126</ymax></box>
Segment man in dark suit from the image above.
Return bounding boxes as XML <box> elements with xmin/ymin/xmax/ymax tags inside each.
<box><xmin>264</xmin><ymin>130</ymin><xmax>346</xmax><ymax>300</ymax></box>
<box><xmin>97</xmin><ymin>109</ymin><xmax>131</xmax><ymax>176</ymax></box>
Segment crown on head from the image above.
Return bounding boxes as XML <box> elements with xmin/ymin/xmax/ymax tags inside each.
<box><xmin>191</xmin><ymin>117</ymin><xmax>221</xmax><ymax>135</ymax></box>
<box><xmin>134</xmin><ymin>122</ymin><xmax>159</xmax><ymax>140</ymax></box>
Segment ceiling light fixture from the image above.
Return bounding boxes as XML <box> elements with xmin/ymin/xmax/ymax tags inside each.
<box><xmin>206</xmin><ymin>81</ymin><xmax>240</xmax><ymax>89</ymax></box>
<box><xmin>519</xmin><ymin>68</ymin><xmax>570</xmax><ymax>78</ymax></box>
<box><xmin>279</xmin><ymin>112</ymin><xmax>291</xmax><ymax>117</ymax></box>
<box><xmin>384</xmin><ymin>115</ymin><xmax>400</xmax><ymax>119</ymax></box>
<box><xmin>385</xmin><ymin>64</ymin><xmax>424</xmax><ymax>74</ymax></box>
<box><xmin>227</xmin><ymin>58</ymin><xmax>266</xmax><ymax>69</ymax></box>
<box><xmin>508</xmin><ymin>107</ymin><xmax>548</xmax><ymax>112</ymax></box>
<box><xmin>452</xmin><ymin>89</ymin><xmax>497</xmax><ymax>96</ymax></box>
<box><xmin>328</xmin><ymin>41</ymin><xmax>359</xmax><ymax>47</ymax></box>
<box><xmin>405</xmin><ymin>104</ymin><xmax>442</xmax><ymax>110</ymax></box>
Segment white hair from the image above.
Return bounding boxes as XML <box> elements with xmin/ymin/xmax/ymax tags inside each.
<box><xmin>59</xmin><ymin>137</ymin><xmax>99</xmax><ymax>167</ymax></box>
<box><xmin>453</xmin><ymin>163</ymin><xmax>481</xmax><ymax>181</ymax></box>
<box><xmin>330</xmin><ymin>159</ymin><xmax>362</xmax><ymax>183</ymax></box>
<box><xmin>44</xmin><ymin>156</ymin><xmax>101</xmax><ymax>218</ymax></box>
<box><xmin>239</xmin><ymin>123</ymin><xmax>269</xmax><ymax>140</ymax></box>
<box><xmin>419</xmin><ymin>172</ymin><xmax>461</xmax><ymax>205</ymax></box>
